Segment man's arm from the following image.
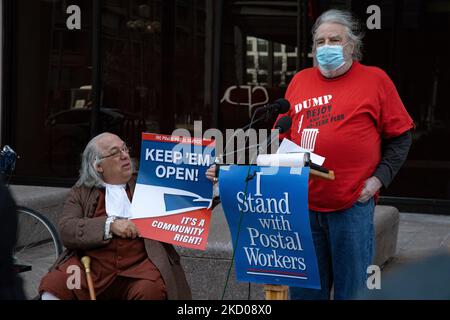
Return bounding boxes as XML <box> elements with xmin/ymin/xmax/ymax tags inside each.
<box><xmin>58</xmin><ymin>188</ymin><xmax>110</xmax><ymax>250</ymax></box>
<box><xmin>374</xmin><ymin>130</ymin><xmax>413</xmax><ymax>188</ymax></box>
<box><xmin>358</xmin><ymin>130</ymin><xmax>412</xmax><ymax>202</ymax></box>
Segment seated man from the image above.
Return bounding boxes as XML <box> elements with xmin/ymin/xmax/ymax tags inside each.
<box><xmin>39</xmin><ymin>133</ymin><xmax>191</xmax><ymax>300</ymax></box>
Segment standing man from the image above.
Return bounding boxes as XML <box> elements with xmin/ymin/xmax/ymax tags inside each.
<box><xmin>276</xmin><ymin>9</ymin><xmax>414</xmax><ymax>299</ymax></box>
<box><xmin>39</xmin><ymin>133</ymin><xmax>191</xmax><ymax>300</ymax></box>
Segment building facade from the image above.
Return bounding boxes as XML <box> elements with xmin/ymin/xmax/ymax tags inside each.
<box><xmin>1</xmin><ymin>0</ymin><xmax>449</xmax><ymax>213</ymax></box>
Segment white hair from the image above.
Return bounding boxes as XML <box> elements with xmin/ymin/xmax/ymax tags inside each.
<box><xmin>75</xmin><ymin>132</ymin><xmax>112</xmax><ymax>188</ymax></box>
<box><xmin>312</xmin><ymin>9</ymin><xmax>364</xmax><ymax>61</ymax></box>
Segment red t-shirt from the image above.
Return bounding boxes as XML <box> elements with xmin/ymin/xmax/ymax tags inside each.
<box><xmin>276</xmin><ymin>61</ymin><xmax>414</xmax><ymax>212</ymax></box>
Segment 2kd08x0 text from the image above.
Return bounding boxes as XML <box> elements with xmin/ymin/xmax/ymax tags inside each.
<box><xmin>221</xmin><ymin>304</ymin><xmax>271</xmax><ymax>315</ymax></box>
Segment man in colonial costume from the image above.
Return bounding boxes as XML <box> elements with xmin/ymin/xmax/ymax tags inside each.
<box><xmin>39</xmin><ymin>133</ymin><xmax>191</xmax><ymax>300</ymax></box>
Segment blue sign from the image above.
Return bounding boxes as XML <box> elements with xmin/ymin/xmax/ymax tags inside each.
<box><xmin>219</xmin><ymin>165</ymin><xmax>320</xmax><ymax>289</ymax></box>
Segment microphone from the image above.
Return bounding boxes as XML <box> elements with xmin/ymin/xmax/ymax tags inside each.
<box><xmin>219</xmin><ymin>99</ymin><xmax>291</xmax><ymax>166</ymax></box>
<box><xmin>215</xmin><ymin>116</ymin><xmax>293</xmax><ymax>177</ymax></box>
<box><xmin>222</xmin><ymin>115</ymin><xmax>292</xmax><ymax>160</ymax></box>
<box><xmin>274</xmin><ymin>115</ymin><xmax>292</xmax><ymax>134</ymax></box>
<box><xmin>252</xmin><ymin>115</ymin><xmax>293</xmax><ymax>162</ymax></box>
<box><xmin>255</xmin><ymin>98</ymin><xmax>290</xmax><ymax>115</ymax></box>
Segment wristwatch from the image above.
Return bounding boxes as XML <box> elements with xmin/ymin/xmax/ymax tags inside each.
<box><xmin>104</xmin><ymin>216</ymin><xmax>116</xmax><ymax>240</ymax></box>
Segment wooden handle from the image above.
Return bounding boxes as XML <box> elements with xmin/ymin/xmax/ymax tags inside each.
<box><xmin>81</xmin><ymin>256</ymin><xmax>96</xmax><ymax>300</ymax></box>
<box><xmin>310</xmin><ymin>169</ymin><xmax>335</xmax><ymax>180</ymax></box>
<box><xmin>264</xmin><ymin>284</ymin><xmax>289</xmax><ymax>300</ymax></box>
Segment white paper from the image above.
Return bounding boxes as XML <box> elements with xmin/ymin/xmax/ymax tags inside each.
<box><xmin>276</xmin><ymin>138</ymin><xmax>326</xmax><ymax>166</ymax></box>
<box><xmin>257</xmin><ymin>153</ymin><xmax>307</xmax><ymax>167</ymax></box>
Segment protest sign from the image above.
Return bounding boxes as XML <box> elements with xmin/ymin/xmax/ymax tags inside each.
<box><xmin>219</xmin><ymin>165</ymin><xmax>320</xmax><ymax>288</ymax></box>
<box><xmin>130</xmin><ymin>133</ymin><xmax>215</xmax><ymax>250</ymax></box>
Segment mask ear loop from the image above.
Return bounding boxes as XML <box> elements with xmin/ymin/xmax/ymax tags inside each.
<box><xmin>341</xmin><ymin>41</ymin><xmax>355</xmax><ymax>64</ymax></box>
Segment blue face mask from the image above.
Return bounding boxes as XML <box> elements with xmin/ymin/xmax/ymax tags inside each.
<box><xmin>316</xmin><ymin>44</ymin><xmax>346</xmax><ymax>71</ymax></box>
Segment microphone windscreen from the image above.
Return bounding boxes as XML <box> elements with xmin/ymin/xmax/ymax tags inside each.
<box><xmin>275</xmin><ymin>98</ymin><xmax>291</xmax><ymax>114</ymax></box>
<box><xmin>275</xmin><ymin>115</ymin><xmax>292</xmax><ymax>134</ymax></box>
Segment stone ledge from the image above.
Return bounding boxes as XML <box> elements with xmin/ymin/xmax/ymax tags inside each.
<box><xmin>10</xmin><ymin>185</ymin><xmax>70</xmax><ymax>209</ymax></box>
<box><xmin>9</xmin><ymin>185</ymin><xmax>70</xmax><ymax>227</ymax></box>
<box><xmin>10</xmin><ymin>185</ymin><xmax>400</xmax><ymax>299</ymax></box>
<box><xmin>178</xmin><ymin>204</ymin><xmax>400</xmax><ymax>299</ymax></box>
<box><xmin>374</xmin><ymin>205</ymin><xmax>400</xmax><ymax>267</ymax></box>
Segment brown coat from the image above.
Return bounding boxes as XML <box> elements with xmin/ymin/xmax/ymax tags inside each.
<box><xmin>54</xmin><ymin>176</ymin><xmax>192</xmax><ymax>300</ymax></box>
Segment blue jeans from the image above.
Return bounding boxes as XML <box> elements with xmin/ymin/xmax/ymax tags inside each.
<box><xmin>290</xmin><ymin>198</ymin><xmax>375</xmax><ymax>300</ymax></box>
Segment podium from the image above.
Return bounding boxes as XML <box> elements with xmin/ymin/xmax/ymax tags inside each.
<box><xmin>217</xmin><ymin>153</ymin><xmax>334</xmax><ymax>301</ymax></box>
<box><xmin>262</xmin><ymin>161</ymin><xmax>334</xmax><ymax>300</ymax></box>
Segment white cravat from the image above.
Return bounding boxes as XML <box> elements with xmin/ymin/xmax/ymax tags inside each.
<box><xmin>104</xmin><ymin>183</ymin><xmax>131</xmax><ymax>218</ymax></box>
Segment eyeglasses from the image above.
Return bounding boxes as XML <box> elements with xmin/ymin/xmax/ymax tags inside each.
<box><xmin>99</xmin><ymin>144</ymin><xmax>130</xmax><ymax>160</ymax></box>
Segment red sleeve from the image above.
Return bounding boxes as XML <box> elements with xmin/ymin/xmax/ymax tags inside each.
<box><xmin>379</xmin><ymin>73</ymin><xmax>415</xmax><ymax>139</ymax></box>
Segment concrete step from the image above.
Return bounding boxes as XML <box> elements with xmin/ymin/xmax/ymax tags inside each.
<box><xmin>374</xmin><ymin>205</ymin><xmax>399</xmax><ymax>268</ymax></box>
<box><xmin>10</xmin><ymin>185</ymin><xmax>400</xmax><ymax>300</ymax></box>
<box><xmin>178</xmin><ymin>204</ymin><xmax>400</xmax><ymax>299</ymax></box>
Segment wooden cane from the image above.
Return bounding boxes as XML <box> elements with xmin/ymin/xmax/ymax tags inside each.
<box><xmin>81</xmin><ymin>256</ymin><xmax>96</xmax><ymax>300</ymax></box>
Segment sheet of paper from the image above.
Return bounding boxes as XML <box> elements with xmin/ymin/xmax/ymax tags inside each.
<box><xmin>277</xmin><ymin>138</ymin><xmax>326</xmax><ymax>166</ymax></box>
<box><xmin>257</xmin><ymin>153</ymin><xmax>307</xmax><ymax>167</ymax></box>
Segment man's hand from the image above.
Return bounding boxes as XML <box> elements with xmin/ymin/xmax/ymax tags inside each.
<box><xmin>357</xmin><ymin>176</ymin><xmax>382</xmax><ymax>203</ymax></box>
<box><xmin>110</xmin><ymin>219</ymin><xmax>139</xmax><ymax>239</ymax></box>
<box><xmin>206</xmin><ymin>165</ymin><xmax>218</xmax><ymax>183</ymax></box>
